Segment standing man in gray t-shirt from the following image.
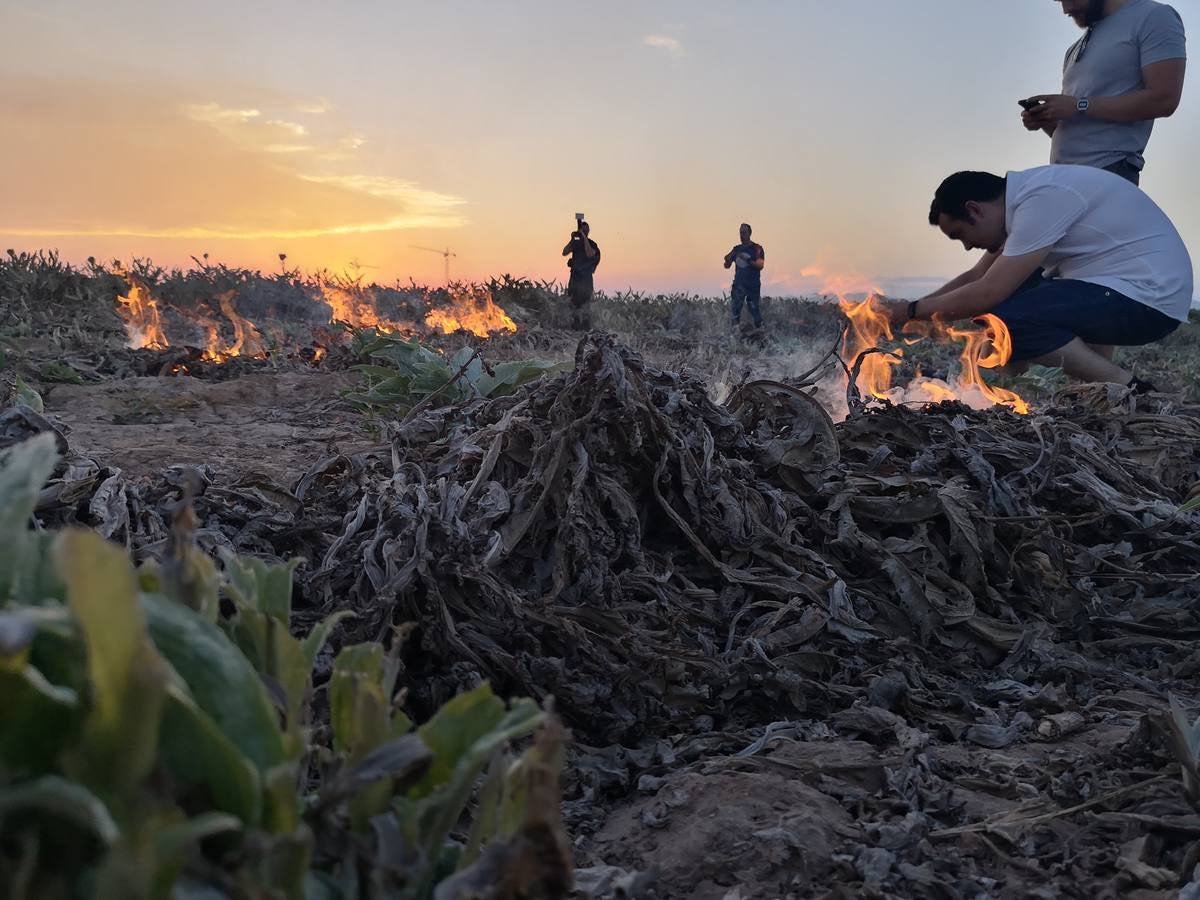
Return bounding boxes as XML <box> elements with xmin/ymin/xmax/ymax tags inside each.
<box><xmin>1021</xmin><ymin>0</ymin><xmax>1186</xmax><ymax>185</ymax></box>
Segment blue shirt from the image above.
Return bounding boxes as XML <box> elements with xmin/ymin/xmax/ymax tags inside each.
<box><xmin>729</xmin><ymin>242</ymin><xmax>764</xmax><ymax>288</ymax></box>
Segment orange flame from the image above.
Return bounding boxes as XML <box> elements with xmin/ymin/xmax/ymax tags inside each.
<box><xmin>947</xmin><ymin>314</ymin><xmax>1029</xmax><ymax>414</ymax></box>
<box><xmin>115</xmin><ymin>273</ymin><xmax>168</xmax><ymax>350</ymax></box>
<box><xmin>839</xmin><ymin>294</ymin><xmax>903</xmax><ymax>399</ymax></box>
<box><xmin>821</xmin><ymin>270</ymin><xmax>1027</xmax><ymax>415</ymax></box>
<box><xmin>214</xmin><ymin>290</ymin><xmax>266</xmax><ymax>358</ymax></box>
<box><xmin>424</xmin><ymin>287</ymin><xmax>517</xmax><ymax>337</ymax></box>
<box><xmin>323</xmin><ymin>286</ymin><xmax>411</xmax><ymax>333</ymax></box>
<box><xmin>113</xmin><ymin>272</ymin><xmax>520</xmax><ymax>362</ymax></box>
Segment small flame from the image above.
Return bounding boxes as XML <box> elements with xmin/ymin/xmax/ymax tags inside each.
<box><xmin>216</xmin><ymin>290</ymin><xmax>266</xmax><ymax>358</ymax></box>
<box><xmin>425</xmin><ymin>287</ymin><xmax>517</xmax><ymax>337</ymax></box>
<box><xmin>947</xmin><ymin>314</ymin><xmax>1029</xmax><ymax>415</ymax></box>
<box><xmin>324</xmin><ymin>286</ymin><xmax>409</xmax><ymax>333</ymax></box>
<box><xmin>115</xmin><ymin>272</ymin><xmax>168</xmax><ymax>350</ymax></box>
<box><xmin>840</xmin><ymin>294</ymin><xmax>903</xmax><ymax>400</ymax></box>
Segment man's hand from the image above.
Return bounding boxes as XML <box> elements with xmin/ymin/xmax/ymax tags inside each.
<box><xmin>1025</xmin><ymin>94</ymin><xmax>1079</xmax><ymax>124</ymax></box>
<box><xmin>878</xmin><ymin>297</ymin><xmax>912</xmax><ymax>329</ymax></box>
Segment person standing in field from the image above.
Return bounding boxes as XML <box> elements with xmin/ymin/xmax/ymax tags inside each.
<box><xmin>1021</xmin><ymin>0</ymin><xmax>1186</xmax><ymax>185</ymax></box>
<box><xmin>562</xmin><ymin>219</ymin><xmax>600</xmax><ymax>329</ymax></box>
<box><xmin>724</xmin><ymin>223</ymin><xmax>765</xmax><ymax>330</ymax></box>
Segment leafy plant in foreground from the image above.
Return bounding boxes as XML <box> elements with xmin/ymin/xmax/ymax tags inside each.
<box><xmin>345</xmin><ymin>331</ymin><xmax>562</xmax><ymax>415</ymax></box>
<box><xmin>0</xmin><ymin>432</ymin><xmax>568</xmax><ymax>899</ymax></box>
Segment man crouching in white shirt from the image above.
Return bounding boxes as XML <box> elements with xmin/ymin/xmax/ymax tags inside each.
<box><xmin>886</xmin><ymin>165</ymin><xmax>1193</xmax><ymax>391</ymax></box>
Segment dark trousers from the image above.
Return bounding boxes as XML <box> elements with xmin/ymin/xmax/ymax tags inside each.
<box><xmin>567</xmin><ymin>271</ymin><xmax>594</xmax><ymax>329</ymax></box>
<box><xmin>731</xmin><ymin>282</ymin><xmax>762</xmax><ymax>328</ymax></box>
<box><xmin>1103</xmin><ymin>158</ymin><xmax>1141</xmax><ymax>186</ymax></box>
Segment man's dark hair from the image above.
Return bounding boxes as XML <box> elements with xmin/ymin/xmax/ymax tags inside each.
<box><xmin>741</xmin><ymin>223</ymin><xmax>752</xmax><ymax>235</ymax></box>
<box><xmin>928</xmin><ymin>172</ymin><xmax>1006</xmax><ymax>225</ymax></box>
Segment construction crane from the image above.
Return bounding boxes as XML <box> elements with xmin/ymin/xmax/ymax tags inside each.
<box><xmin>410</xmin><ymin>245</ymin><xmax>457</xmax><ymax>285</ymax></box>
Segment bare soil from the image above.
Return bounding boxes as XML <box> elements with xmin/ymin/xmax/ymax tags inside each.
<box><xmin>14</xmin><ymin>307</ymin><xmax>1200</xmax><ymax>900</ymax></box>
<box><xmin>42</xmin><ymin>371</ymin><xmax>373</xmax><ymax>480</ymax></box>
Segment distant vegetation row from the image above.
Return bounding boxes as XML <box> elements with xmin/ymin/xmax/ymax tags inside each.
<box><xmin>0</xmin><ymin>249</ymin><xmax>850</xmax><ymax>338</ymax></box>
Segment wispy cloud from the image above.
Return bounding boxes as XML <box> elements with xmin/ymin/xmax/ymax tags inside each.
<box><xmin>4</xmin><ymin>215</ymin><xmax>464</xmax><ymax>240</ymax></box>
<box><xmin>643</xmin><ymin>35</ymin><xmax>684</xmax><ymax>57</ymax></box>
<box><xmin>183</xmin><ymin>102</ymin><xmax>261</xmax><ymax>125</ymax></box>
<box><xmin>0</xmin><ymin>81</ymin><xmax>467</xmax><ymax>241</ymax></box>
<box><xmin>298</xmin><ymin>174</ymin><xmax>466</xmax><ymax>220</ymax></box>
<box><xmin>294</xmin><ymin>98</ymin><xmax>332</xmax><ymax>114</ymax></box>
<box><xmin>266</xmin><ymin>119</ymin><xmax>308</xmax><ymax>137</ymax></box>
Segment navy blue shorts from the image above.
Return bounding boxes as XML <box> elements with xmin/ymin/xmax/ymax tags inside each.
<box><xmin>991</xmin><ymin>277</ymin><xmax>1180</xmax><ymax>361</ymax></box>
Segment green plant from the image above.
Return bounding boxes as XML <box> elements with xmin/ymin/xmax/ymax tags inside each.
<box><xmin>36</xmin><ymin>361</ymin><xmax>86</xmax><ymax>385</ymax></box>
<box><xmin>345</xmin><ymin>331</ymin><xmax>562</xmax><ymax>415</ymax></box>
<box><xmin>0</xmin><ymin>433</ymin><xmax>568</xmax><ymax>899</ymax></box>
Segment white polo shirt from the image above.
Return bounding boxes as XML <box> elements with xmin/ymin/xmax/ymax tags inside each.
<box><xmin>1003</xmin><ymin>164</ymin><xmax>1193</xmax><ymax>321</ymax></box>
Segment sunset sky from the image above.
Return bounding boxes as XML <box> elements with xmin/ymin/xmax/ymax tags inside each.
<box><xmin>2</xmin><ymin>1</ymin><xmax>1196</xmax><ymax>297</ymax></box>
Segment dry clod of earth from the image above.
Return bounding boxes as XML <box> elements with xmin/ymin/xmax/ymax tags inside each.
<box><xmin>11</xmin><ymin>332</ymin><xmax>1200</xmax><ymax>898</ymax></box>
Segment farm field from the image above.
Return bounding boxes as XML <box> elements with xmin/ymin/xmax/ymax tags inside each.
<box><xmin>3</xmin><ymin>254</ymin><xmax>1200</xmax><ymax>899</ymax></box>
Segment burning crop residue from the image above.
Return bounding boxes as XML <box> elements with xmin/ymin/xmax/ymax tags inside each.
<box><xmin>322</xmin><ymin>285</ymin><xmax>409</xmax><ymax>334</ymax></box>
<box><xmin>115</xmin><ymin>270</ymin><xmax>168</xmax><ymax>351</ymax></box>
<box><xmin>424</xmin><ymin>286</ymin><xmax>517</xmax><ymax>337</ymax></box>
<box><xmin>833</xmin><ymin>280</ymin><xmax>1029</xmax><ymax>415</ymax></box>
<box><xmin>111</xmin><ymin>270</ymin><xmax>521</xmax><ymax>366</ymax></box>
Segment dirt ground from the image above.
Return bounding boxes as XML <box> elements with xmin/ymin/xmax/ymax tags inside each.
<box><xmin>42</xmin><ymin>371</ymin><xmax>374</xmax><ymax>481</ymax></box>
<box><xmin>14</xmin><ymin>306</ymin><xmax>1200</xmax><ymax>900</ymax></box>
<box><xmin>578</xmin><ymin>698</ymin><xmax>1179</xmax><ymax>899</ymax></box>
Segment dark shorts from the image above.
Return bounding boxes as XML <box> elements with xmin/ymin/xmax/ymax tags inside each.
<box><xmin>992</xmin><ymin>277</ymin><xmax>1179</xmax><ymax>361</ymax></box>
<box><xmin>1103</xmin><ymin>158</ymin><xmax>1141</xmax><ymax>186</ymax></box>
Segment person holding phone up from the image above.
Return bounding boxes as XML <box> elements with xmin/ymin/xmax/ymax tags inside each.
<box><xmin>562</xmin><ymin>215</ymin><xmax>600</xmax><ymax>330</ymax></box>
<box><xmin>1020</xmin><ymin>0</ymin><xmax>1186</xmax><ymax>186</ymax></box>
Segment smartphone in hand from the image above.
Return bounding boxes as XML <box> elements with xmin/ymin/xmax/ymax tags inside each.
<box><xmin>1018</xmin><ymin>98</ymin><xmax>1043</xmax><ymax>111</ymax></box>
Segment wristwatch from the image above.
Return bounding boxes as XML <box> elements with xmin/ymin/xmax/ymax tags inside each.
<box><xmin>1076</xmin><ymin>97</ymin><xmax>1090</xmax><ymax>116</ymax></box>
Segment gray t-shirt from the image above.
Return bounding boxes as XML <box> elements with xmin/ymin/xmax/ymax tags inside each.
<box><xmin>1050</xmin><ymin>0</ymin><xmax>1186</xmax><ymax>171</ymax></box>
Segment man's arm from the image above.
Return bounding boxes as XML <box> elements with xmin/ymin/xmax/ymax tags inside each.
<box><xmin>562</xmin><ymin>235</ymin><xmax>576</xmax><ymax>256</ymax></box>
<box><xmin>584</xmin><ymin>238</ymin><xmax>597</xmax><ymax>259</ymax></box>
<box><xmin>924</xmin><ymin>250</ymin><xmax>1002</xmax><ymax>299</ymax></box>
<box><xmin>908</xmin><ymin>248</ymin><xmax>1052</xmax><ymax>321</ymax></box>
<box><xmin>1028</xmin><ymin>59</ymin><xmax>1186</xmax><ymax>125</ymax></box>
<box><xmin>750</xmin><ymin>247</ymin><xmax>765</xmax><ymax>271</ymax></box>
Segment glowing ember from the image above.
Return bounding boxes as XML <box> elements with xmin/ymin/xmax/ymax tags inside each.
<box><xmin>424</xmin><ymin>287</ymin><xmax>517</xmax><ymax>337</ymax></box>
<box><xmin>115</xmin><ymin>272</ymin><xmax>168</xmax><ymax>350</ymax></box>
